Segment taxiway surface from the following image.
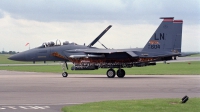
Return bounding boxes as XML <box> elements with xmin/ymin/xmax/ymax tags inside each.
<box><xmin>0</xmin><ymin>70</ymin><xmax>200</xmax><ymax>112</ymax></box>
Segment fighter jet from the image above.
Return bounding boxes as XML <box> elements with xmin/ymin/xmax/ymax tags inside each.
<box><xmin>9</xmin><ymin>17</ymin><xmax>183</xmax><ymax>78</ymax></box>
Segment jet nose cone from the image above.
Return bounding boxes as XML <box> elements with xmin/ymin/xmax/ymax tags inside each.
<box><xmin>8</xmin><ymin>55</ymin><xmax>16</xmax><ymax>60</ymax></box>
<box><xmin>8</xmin><ymin>53</ymin><xmax>26</xmax><ymax>61</ymax></box>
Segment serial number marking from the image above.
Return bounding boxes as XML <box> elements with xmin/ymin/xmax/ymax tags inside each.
<box><xmin>148</xmin><ymin>45</ymin><xmax>160</xmax><ymax>49</ymax></box>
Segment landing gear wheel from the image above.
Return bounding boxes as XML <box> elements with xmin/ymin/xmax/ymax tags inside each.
<box><xmin>107</xmin><ymin>69</ymin><xmax>115</xmax><ymax>78</ymax></box>
<box><xmin>174</xmin><ymin>56</ymin><xmax>177</xmax><ymax>60</ymax></box>
<box><xmin>62</xmin><ymin>72</ymin><xmax>68</xmax><ymax>77</ymax></box>
<box><xmin>117</xmin><ymin>69</ymin><xmax>125</xmax><ymax>78</ymax></box>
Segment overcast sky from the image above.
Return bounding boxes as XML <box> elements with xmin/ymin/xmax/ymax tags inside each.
<box><xmin>0</xmin><ymin>0</ymin><xmax>199</xmax><ymax>52</ymax></box>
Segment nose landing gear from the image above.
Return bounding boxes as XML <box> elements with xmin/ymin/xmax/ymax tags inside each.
<box><xmin>61</xmin><ymin>61</ymin><xmax>68</xmax><ymax>77</ymax></box>
<box><xmin>62</xmin><ymin>72</ymin><xmax>68</xmax><ymax>77</ymax></box>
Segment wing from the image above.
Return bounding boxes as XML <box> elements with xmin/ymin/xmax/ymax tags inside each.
<box><xmin>67</xmin><ymin>49</ymin><xmax>138</xmax><ymax>58</ymax></box>
<box><xmin>84</xmin><ymin>49</ymin><xmax>138</xmax><ymax>57</ymax></box>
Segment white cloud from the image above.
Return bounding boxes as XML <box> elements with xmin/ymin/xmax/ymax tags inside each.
<box><xmin>0</xmin><ymin>0</ymin><xmax>199</xmax><ymax>52</ymax></box>
<box><xmin>0</xmin><ymin>12</ymin><xmax>199</xmax><ymax>52</ymax></box>
<box><xmin>182</xmin><ymin>24</ymin><xmax>200</xmax><ymax>51</ymax></box>
<box><xmin>0</xmin><ymin>0</ymin><xmax>199</xmax><ymax>24</ymax></box>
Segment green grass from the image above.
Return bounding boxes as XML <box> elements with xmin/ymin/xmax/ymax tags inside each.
<box><xmin>0</xmin><ymin>54</ymin><xmax>32</xmax><ymax>64</ymax></box>
<box><xmin>62</xmin><ymin>98</ymin><xmax>200</xmax><ymax>112</ymax></box>
<box><xmin>0</xmin><ymin>61</ymin><xmax>200</xmax><ymax>75</ymax></box>
<box><xmin>1</xmin><ymin>53</ymin><xmax>199</xmax><ymax>64</ymax></box>
<box><xmin>1</xmin><ymin>54</ymin><xmax>200</xmax><ymax>75</ymax></box>
<box><xmin>0</xmin><ymin>54</ymin><xmax>54</xmax><ymax>64</ymax></box>
<box><xmin>189</xmin><ymin>54</ymin><xmax>200</xmax><ymax>57</ymax></box>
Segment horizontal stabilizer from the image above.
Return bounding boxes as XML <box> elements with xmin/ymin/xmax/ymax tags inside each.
<box><xmin>126</xmin><ymin>51</ymin><xmax>138</xmax><ymax>57</ymax></box>
<box><xmin>178</xmin><ymin>52</ymin><xmax>199</xmax><ymax>57</ymax></box>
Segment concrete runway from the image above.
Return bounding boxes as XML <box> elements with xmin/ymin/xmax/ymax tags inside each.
<box><xmin>0</xmin><ymin>70</ymin><xmax>199</xmax><ymax>112</ymax></box>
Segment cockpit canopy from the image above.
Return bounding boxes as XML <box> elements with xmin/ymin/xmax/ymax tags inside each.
<box><xmin>39</xmin><ymin>39</ymin><xmax>78</xmax><ymax>48</ymax></box>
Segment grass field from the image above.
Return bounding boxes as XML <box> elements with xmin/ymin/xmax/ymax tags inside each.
<box><xmin>0</xmin><ymin>61</ymin><xmax>200</xmax><ymax>75</ymax></box>
<box><xmin>1</xmin><ymin>53</ymin><xmax>199</xmax><ymax>64</ymax></box>
<box><xmin>0</xmin><ymin>54</ymin><xmax>54</xmax><ymax>64</ymax></box>
<box><xmin>62</xmin><ymin>98</ymin><xmax>200</xmax><ymax>112</ymax></box>
<box><xmin>1</xmin><ymin>54</ymin><xmax>200</xmax><ymax>75</ymax></box>
<box><xmin>1</xmin><ymin>54</ymin><xmax>199</xmax><ymax>112</ymax></box>
<box><xmin>189</xmin><ymin>54</ymin><xmax>200</xmax><ymax>57</ymax></box>
<box><xmin>0</xmin><ymin>54</ymin><xmax>32</xmax><ymax>64</ymax></box>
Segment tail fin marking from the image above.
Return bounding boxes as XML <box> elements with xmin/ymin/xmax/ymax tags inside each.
<box><xmin>142</xmin><ymin>17</ymin><xmax>175</xmax><ymax>52</ymax></box>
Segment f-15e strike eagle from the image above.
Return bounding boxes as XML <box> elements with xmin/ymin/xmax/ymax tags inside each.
<box><xmin>9</xmin><ymin>17</ymin><xmax>183</xmax><ymax>78</ymax></box>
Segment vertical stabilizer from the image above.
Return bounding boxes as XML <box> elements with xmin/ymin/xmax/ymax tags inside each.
<box><xmin>172</xmin><ymin>20</ymin><xmax>183</xmax><ymax>53</ymax></box>
<box><xmin>142</xmin><ymin>17</ymin><xmax>174</xmax><ymax>52</ymax></box>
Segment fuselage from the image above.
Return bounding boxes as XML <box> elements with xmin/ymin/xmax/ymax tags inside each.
<box><xmin>9</xmin><ymin>45</ymin><xmax>132</xmax><ymax>61</ymax></box>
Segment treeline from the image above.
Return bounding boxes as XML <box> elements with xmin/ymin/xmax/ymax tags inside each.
<box><xmin>0</xmin><ymin>51</ymin><xmax>19</xmax><ymax>54</ymax></box>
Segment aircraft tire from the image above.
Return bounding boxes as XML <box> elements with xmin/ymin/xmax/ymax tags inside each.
<box><xmin>107</xmin><ymin>69</ymin><xmax>115</xmax><ymax>78</ymax></box>
<box><xmin>117</xmin><ymin>69</ymin><xmax>125</xmax><ymax>78</ymax></box>
<box><xmin>174</xmin><ymin>56</ymin><xmax>177</xmax><ymax>60</ymax></box>
<box><xmin>62</xmin><ymin>72</ymin><xmax>68</xmax><ymax>77</ymax></box>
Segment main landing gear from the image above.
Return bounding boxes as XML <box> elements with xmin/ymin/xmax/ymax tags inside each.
<box><xmin>60</xmin><ymin>61</ymin><xmax>126</xmax><ymax>78</ymax></box>
<box><xmin>106</xmin><ymin>68</ymin><xmax>126</xmax><ymax>78</ymax></box>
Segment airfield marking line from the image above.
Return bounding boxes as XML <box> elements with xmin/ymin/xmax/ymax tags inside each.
<box><xmin>0</xmin><ymin>106</ymin><xmax>51</xmax><ymax>110</ymax></box>
<box><xmin>0</xmin><ymin>103</ymin><xmax>83</xmax><ymax>105</ymax></box>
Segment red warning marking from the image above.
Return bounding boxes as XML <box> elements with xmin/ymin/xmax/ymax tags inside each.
<box><xmin>149</xmin><ymin>40</ymin><xmax>159</xmax><ymax>45</ymax></box>
<box><xmin>173</xmin><ymin>20</ymin><xmax>183</xmax><ymax>23</ymax></box>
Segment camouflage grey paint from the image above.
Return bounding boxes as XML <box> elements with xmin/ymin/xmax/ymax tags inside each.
<box><xmin>142</xmin><ymin>17</ymin><xmax>174</xmax><ymax>52</ymax></box>
<box><xmin>172</xmin><ymin>20</ymin><xmax>183</xmax><ymax>53</ymax></box>
<box><xmin>9</xmin><ymin>17</ymin><xmax>183</xmax><ymax>63</ymax></box>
